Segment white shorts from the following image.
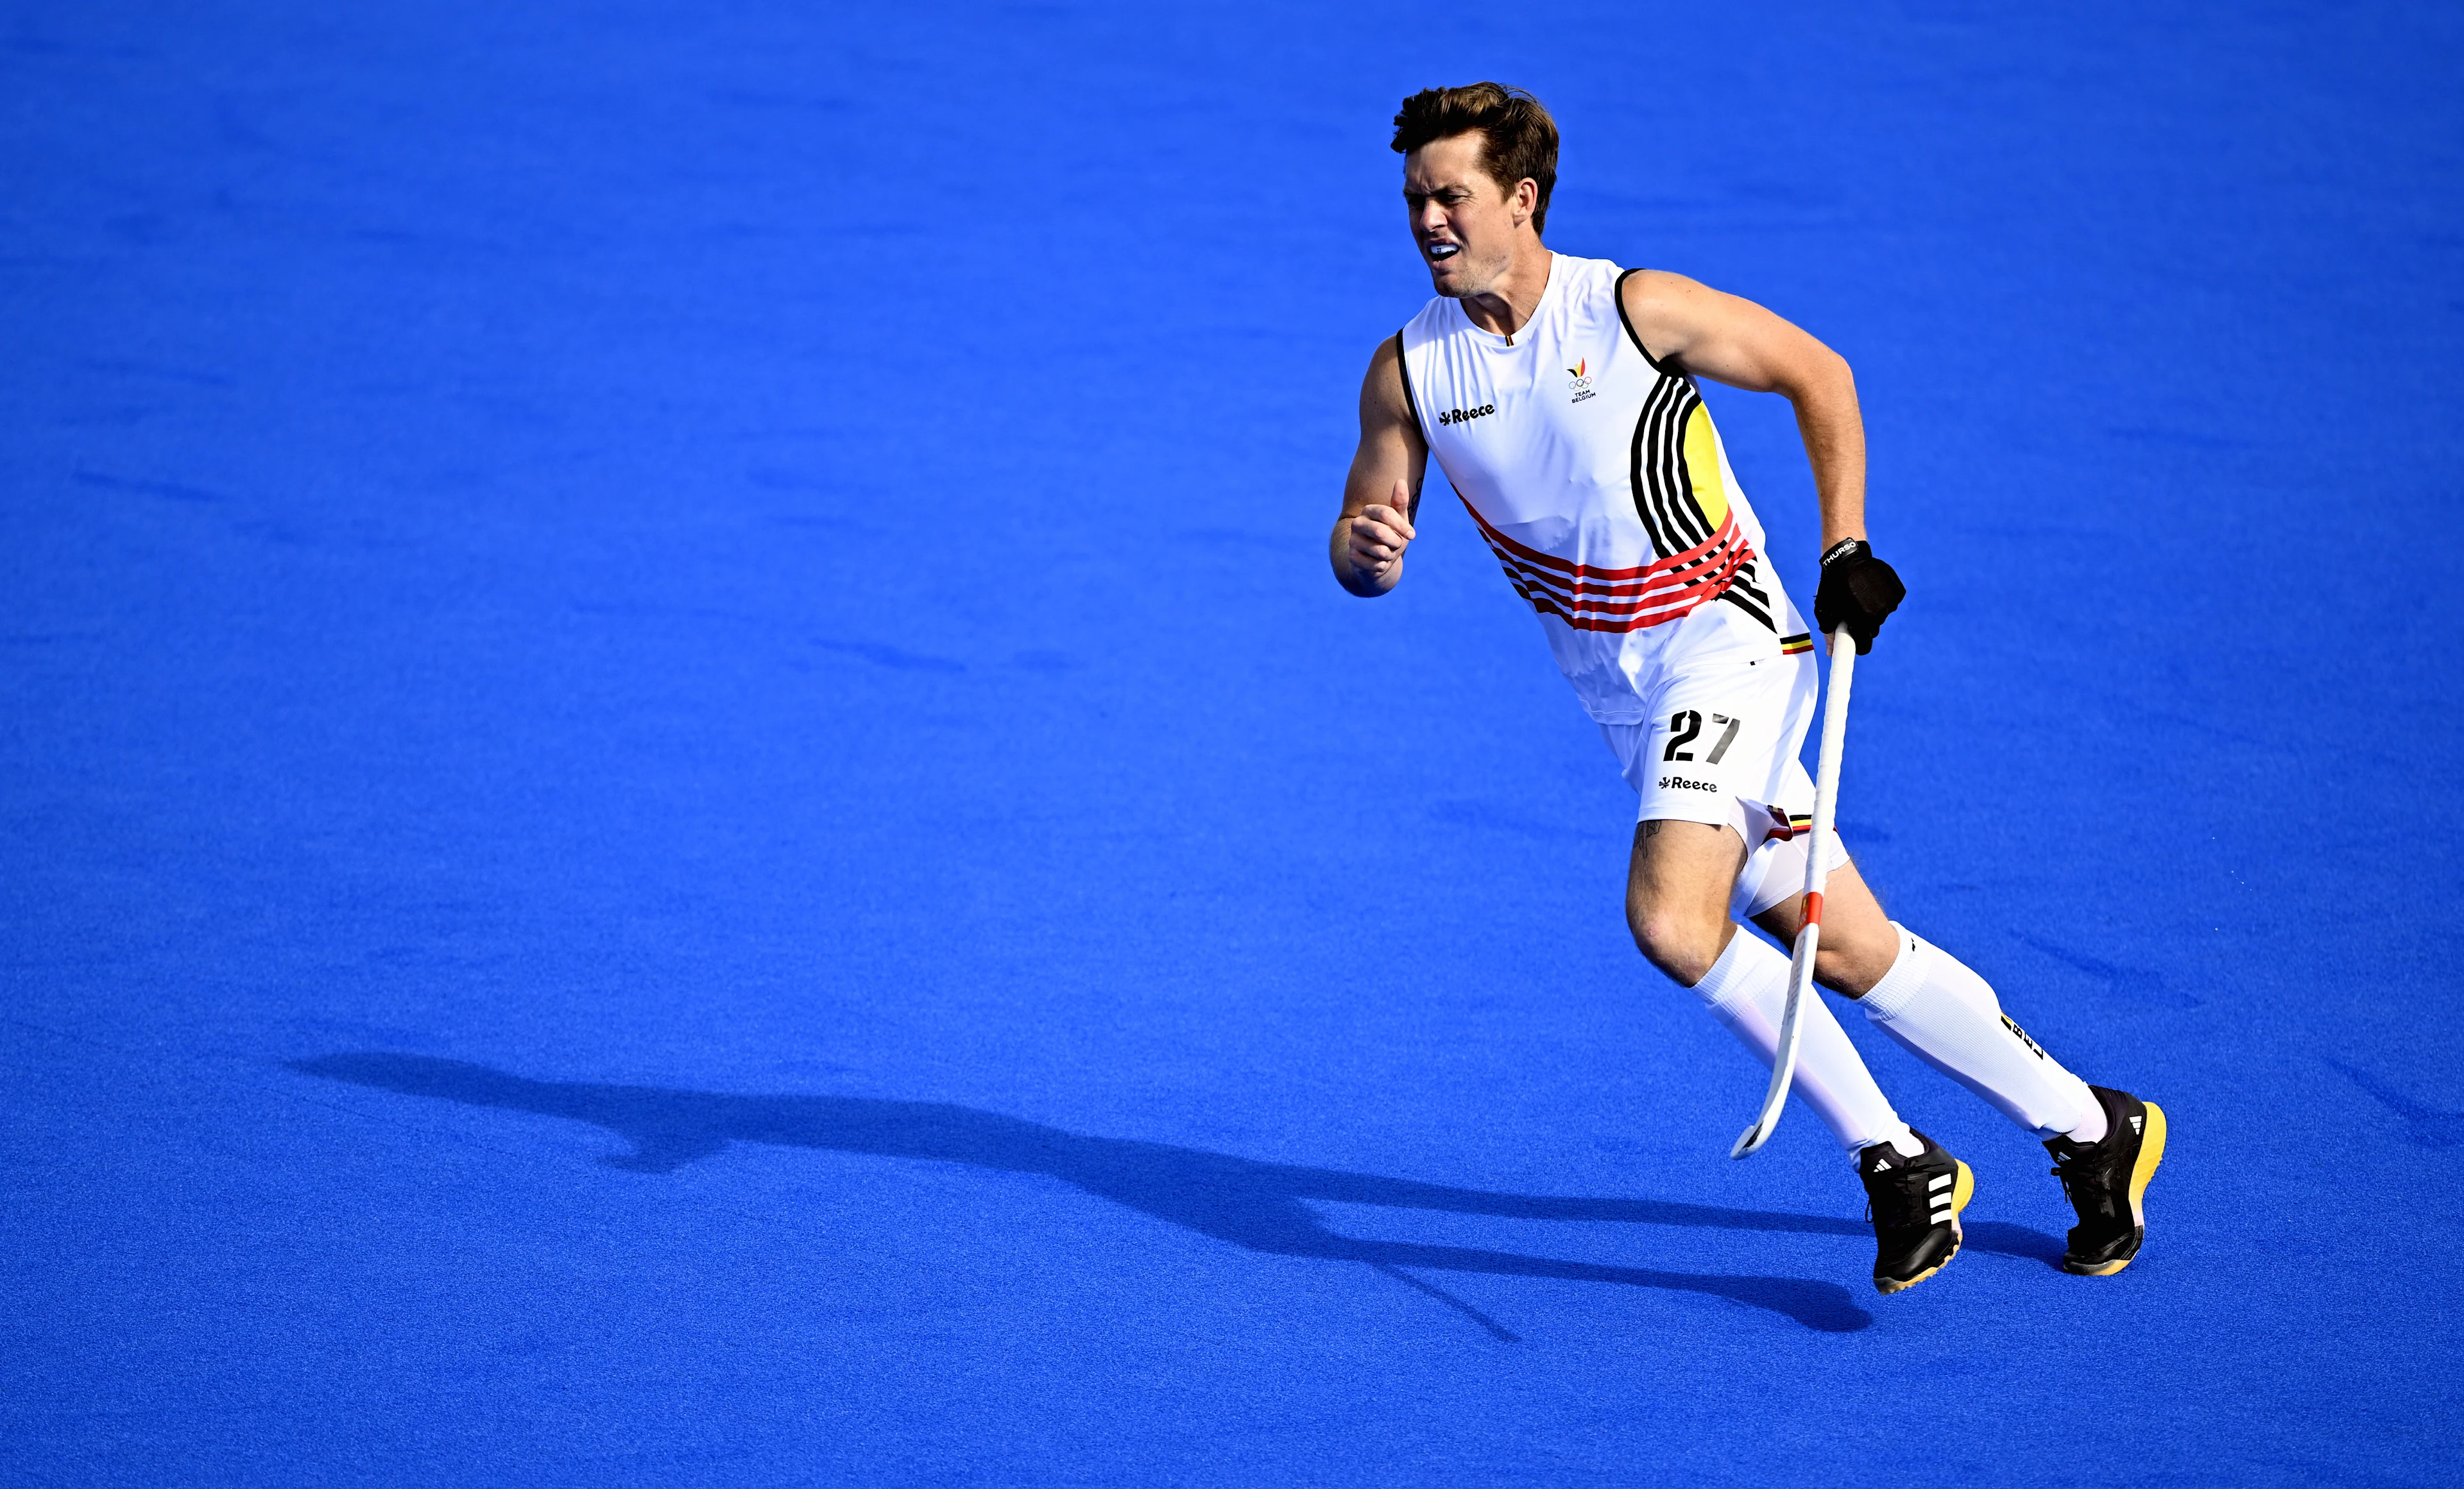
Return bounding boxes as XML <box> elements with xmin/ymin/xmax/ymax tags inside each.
<box><xmin>1598</xmin><ymin>647</ymin><xmax>1848</xmax><ymax>921</ymax></box>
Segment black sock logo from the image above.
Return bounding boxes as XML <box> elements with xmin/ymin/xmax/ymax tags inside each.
<box><xmin>1999</xmin><ymin>1012</ymin><xmax>2047</xmax><ymax>1060</ymax></box>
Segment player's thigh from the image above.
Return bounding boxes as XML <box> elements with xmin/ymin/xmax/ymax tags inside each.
<box><xmin>1625</xmin><ymin>818</ymin><xmax>1746</xmax><ymax>933</ymax></box>
<box><xmin>1750</xmin><ymin>858</ymin><xmax>1899</xmax><ymax>996</ymax></box>
<box><xmin>1606</xmin><ymin>650</ymin><xmax>1806</xmax><ymax>970</ymax></box>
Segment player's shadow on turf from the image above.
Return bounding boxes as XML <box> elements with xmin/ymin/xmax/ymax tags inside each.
<box><xmin>293</xmin><ymin>1053</ymin><xmax>2057</xmax><ymax>1334</ymax></box>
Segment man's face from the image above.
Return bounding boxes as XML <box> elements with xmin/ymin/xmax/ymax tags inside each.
<box><xmin>1403</xmin><ymin>132</ymin><xmax>1525</xmax><ymax>299</ymax></box>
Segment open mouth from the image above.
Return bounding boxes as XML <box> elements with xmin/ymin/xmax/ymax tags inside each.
<box><xmin>1425</xmin><ymin>242</ymin><xmax>1460</xmax><ymax>261</ymax></box>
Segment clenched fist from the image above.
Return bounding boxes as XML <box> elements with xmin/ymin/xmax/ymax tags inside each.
<box><xmin>1345</xmin><ymin>479</ymin><xmax>1417</xmax><ymax>591</ymax></box>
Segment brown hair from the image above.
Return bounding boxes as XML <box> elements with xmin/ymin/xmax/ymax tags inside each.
<box><xmin>1390</xmin><ymin>83</ymin><xmax>1560</xmax><ymax>234</ymax></box>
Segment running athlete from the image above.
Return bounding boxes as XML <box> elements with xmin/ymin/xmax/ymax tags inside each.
<box><xmin>1330</xmin><ymin>83</ymin><xmax>2167</xmax><ymax>1293</ymax></box>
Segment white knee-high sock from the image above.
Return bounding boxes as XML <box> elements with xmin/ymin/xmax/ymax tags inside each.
<box><xmin>1689</xmin><ymin>929</ymin><xmax>1920</xmax><ymax>1157</ymax></box>
<box><xmin>1858</xmin><ymin>923</ymin><xmax>2107</xmax><ymax>1143</ymax></box>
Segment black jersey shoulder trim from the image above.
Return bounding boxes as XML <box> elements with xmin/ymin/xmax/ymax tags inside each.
<box><xmin>1390</xmin><ymin>330</ymin><xmax>1429</xmax><ymax>446</ymax></box>
<box><xmin>1613</xmin><ymin>268</ymin><xmax>1685</xmax><ymax>377</ymax></box>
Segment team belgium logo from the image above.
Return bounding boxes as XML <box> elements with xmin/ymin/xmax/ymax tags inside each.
<box><xmin>1567</xmin><ymin>357</ymin><xmax>1596</xmax><ymax>404</ymax></box>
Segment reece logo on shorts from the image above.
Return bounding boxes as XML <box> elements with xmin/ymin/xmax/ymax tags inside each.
<box><xmin>1657</xmin><ymin>775</ymin><xmax>1719</xmax><ymax>792</ymax></box>
<box><xmin>1437</xmin><ymin>403</ymin><xmax>1496</xmax><ymax>427</ymax></box>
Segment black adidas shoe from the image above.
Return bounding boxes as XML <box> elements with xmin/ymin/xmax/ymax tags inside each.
<box><xmin>2044</xmin><ymin>1085</ymin><xmax>2168</xmax><ymax>1275</ymax></box>
<box><xmin>1858</xmin><ymin>1130</ymin><xmax>1974</xmax><ymax>1295</ymax></box>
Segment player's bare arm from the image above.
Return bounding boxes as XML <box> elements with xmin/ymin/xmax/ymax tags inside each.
<box><xmin>1333</xmin><ymin>83</ymin><xmax>2163</xmax><ymax>1293</ymax></box>
<box><xmin>1618</xmin><ymin>270</ymin><xmax>1865</xmax><ymax>550</ymax></box>
<box><xmin>1620</xmin><ymin>270</ymin><xmax>1907</xmax><ymax>654</ymax></box>
<box><xmin>1328</xmin><ymin>336</ymin><xmax>1426</xmax><ymax>597</ymax></box>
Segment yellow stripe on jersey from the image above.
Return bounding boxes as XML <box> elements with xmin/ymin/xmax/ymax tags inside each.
<box><xmin>1682</xmin><ymin>403</ymin><xmax>1730</xmax><ymax>532</ymax></box>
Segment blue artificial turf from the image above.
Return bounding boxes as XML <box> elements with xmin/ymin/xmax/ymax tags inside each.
<box><xmin>4</xmin><ymin>3</ymin><xmax>2460</xmax><ymax>1485</ymax></box>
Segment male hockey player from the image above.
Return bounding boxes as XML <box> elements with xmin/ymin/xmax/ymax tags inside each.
<box><xmin>1329</xmin><ymin>83</ymin><xmax>2166</xmax><ymax>1292</ymax></box>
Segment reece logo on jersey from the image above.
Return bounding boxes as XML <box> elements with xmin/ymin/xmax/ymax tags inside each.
<box><xmin>1436</xmin><ymin>403</ymin><xmax>1495</xmax><ymax>427</ymax></box>
<box><xmin>1567</xmin><ymin>358</ymin><xmax>1595</xmax><ymax>404</ymax></box>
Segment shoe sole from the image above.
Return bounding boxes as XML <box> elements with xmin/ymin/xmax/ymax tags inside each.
<box><xmin>1876</xmin><ymin>1160</ymin><xmax>1974</xmax><ymax>1295</ymax></box>
<box><xmin>2064</xmin><ymin>1101</ymin><xmax>2168</xmax><ymax>1277</ymax></box>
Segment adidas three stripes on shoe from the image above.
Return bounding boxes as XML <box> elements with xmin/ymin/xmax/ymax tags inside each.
<box><xmin>1858</xmin><ymin>1130</ymin><xmax>1974</xmax><ymax>1294</ymax></box>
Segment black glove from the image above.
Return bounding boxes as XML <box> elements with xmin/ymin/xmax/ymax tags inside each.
<box><xmin>1812</xmin><ymin>538</ymin><xmax>1904</xmax><ymax>654</ymax></box>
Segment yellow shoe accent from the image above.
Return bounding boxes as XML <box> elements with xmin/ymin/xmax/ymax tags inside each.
<box><xmin>2069</xmin><ymin>1103</ymin><xmax>2166</xmax><ymax>1277</ymax></box>
<box><xmin>2130</xmin><ymin>1102</ymin><xmax>2168</xmax><ymax>1227</ymax></box>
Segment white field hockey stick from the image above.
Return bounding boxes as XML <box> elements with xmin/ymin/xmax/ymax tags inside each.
<box><xmin>1731</xmin><ymin>627</ymin><xmax>1858</xmax><ymax>1159</ymax></box>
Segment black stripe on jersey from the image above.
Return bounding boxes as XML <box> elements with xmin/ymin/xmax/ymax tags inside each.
<box><xmin>1625</xmin><ymin>379</ymin><xmax>1672</xmax><ymax>558</ymax></box>
<box><xmin>1721</xmin><ymin>559</ymin><xmax>1775</xmax><ymax>630</ymax></box>
<box><xmin>1729</xmin><ymin>560</ymin><xmax>1768</xmax><ymax>604</ymax></box>
<box><xmin>1390</xmin><ymin>331</ymin><xmax>1428</xmax><ymax>448</ymax></box>
<box><xmin>1613</xmin><ymin>268</ymin><xmax>1685</xmax><ymax>376</ymax></box>
<box><xmin>1720</xmin><ymin>585</ymin><xmax>1775</xmax><ymax>629</ymax></box>
<box><xmin>1663</xmin><ymin>390</ymin><xmax>1719</xmax><ymax>550</ymax></box>
<box><xmin>1629</xmin><ymin>375</ymin><xmax>1695</xmax><ymax>560</ymax></box>
<box><xmin>1631</xmin><ymin>375</ymin><xmax>1733</xmax><ymax>570</ymax></box>
<box><xmin>1656</xmin><ymin>394</ymin><xmax>1715</xmax><ymax>552</ymax></box>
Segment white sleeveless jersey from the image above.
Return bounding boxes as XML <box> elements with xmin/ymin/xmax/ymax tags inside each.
<box><xmin>1398</xmin><ymin>253</ymin><xmax>1811</xmax><ymax>723</ymax></box>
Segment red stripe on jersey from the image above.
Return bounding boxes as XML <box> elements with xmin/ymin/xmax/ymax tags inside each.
<box><xmin>1463</xmin><ymin>502</ymin><xmax>1664</xmax><ymax>581</ymax></box>
<box><xmin>1461</xmin><ymin>497</ymin><xmax>1752</xmax><ymax>632</ymax></box>
<box><xmin>1485</xmin><ymin>541</ymin><xmax>1744</xmax><ymax>604</ymax></box>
